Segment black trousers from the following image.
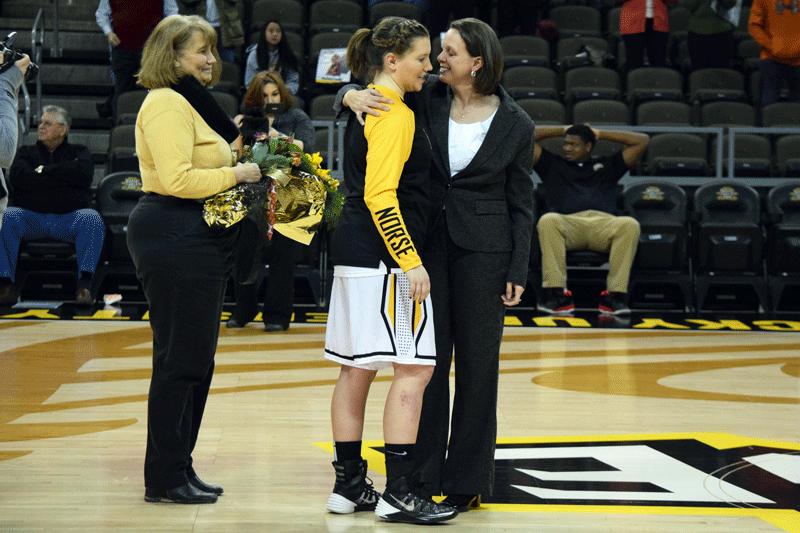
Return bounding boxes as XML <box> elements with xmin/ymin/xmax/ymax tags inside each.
<box><xmin>687</xmin><ymin>30</ymin><xmax>733</xmax><ymax>70</ymax></box>
<box><xmin>427</xmin><ymin>0</ymin><xmax>489</xmax><ymax>38</ymax></box>
<box><xmin>127</xmin><ymin>194</ymin><xmax>238</xmax><ymax>490</ymax></box>
<box><xmin>622</xmin><ymin>19</ymin><xmax>669</xmax><ymax>71</ymax></box>
<box><xmin>230</xmin><ymin>221</ymin><xmax>297</xmax><ymax>328</ymax></box>
<box><xmin>110</xmin><ymin>48</ymin><xmax>142</xmax><ymax>118</ymax></box>
<box><xmin>496</xmin><ymin>0</ymin><xmax>545</xmax><ymax>37</ymax></box>
<box><xmin>415</xmin><ymin>216</ymin><xmax>510</xmax><ymax>497</ymax></box>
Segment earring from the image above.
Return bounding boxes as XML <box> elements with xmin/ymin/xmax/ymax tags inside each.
<box><xmin>470</xmin><ymin>70</ymin><xmax>477</xmax><ymax>77</ymax></box>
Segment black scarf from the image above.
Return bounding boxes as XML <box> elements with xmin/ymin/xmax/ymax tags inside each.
<box><xmin>171</xmin><ymin>75</ymin><xmax>239</xmax><ymax>143</ymax></box>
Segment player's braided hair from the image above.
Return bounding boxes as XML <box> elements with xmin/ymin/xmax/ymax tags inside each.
<box><xmin>346</xmin><ymin>16</ymin><xmax>429</xmax><ymax>83</ymax></box>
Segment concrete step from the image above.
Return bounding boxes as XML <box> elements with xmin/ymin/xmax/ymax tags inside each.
<box><xmin>0</xmin><ymin>17</ymin><xmax>98</xmax><ymax>33</ymax></box>
<box><xmin>9</xmin><ymin>29</ymin><xmax>108</xmax><ymax>61</ymax></box>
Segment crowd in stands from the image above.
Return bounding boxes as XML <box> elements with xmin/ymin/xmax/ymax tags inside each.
<box><xmin>0</xmin><ymin>0</ymin><xmax>798</xmax><ymax>310</ymax></box>
<box><xmin>91</xmin><ymin>0</ymin><xmax>800</xmax><ymax>133</ymax></box>
<box><xmin>86</xmin><ymin>0</ymin><xmax>800</xmax><ymax>179</ymax></box>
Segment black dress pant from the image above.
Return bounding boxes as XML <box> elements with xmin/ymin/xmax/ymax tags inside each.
<box><xmin>415</xmin><ymin>216</ymin><xmax>510</xmax><ymax>497</ymax></box>
<box><xmin>127</xmin><ymin>194</ymin><xmax>238</xmax><ymax>490</ymax></box>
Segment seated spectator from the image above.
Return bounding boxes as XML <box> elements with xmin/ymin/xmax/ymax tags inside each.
<box><xmin>227</xmin><ymin>71</ymin><xmax>315</xmax><ymax>332</ymax></box>
<box><xmin>533</xmin><ymin>125</ymin><xmax>649</xmax><ymax>315</ymax></box>
<box><xmin>244</xmin><ymin>21</ymin><xmax>300</xmax><ymax>94</ymax></box>
<box><xmin>0</xmin><ymin>105</ymin><xmax>104</xmax><ymax>306</ymax></box>
<box><xmin>620</xmin><ymin>0</ymin><xmax>678</xmax><ymax>71</ymax></box>
<box><xmin>749</xmin><ymin>0</ymin><xmax>800</xmax><ymax>106</ymax></box>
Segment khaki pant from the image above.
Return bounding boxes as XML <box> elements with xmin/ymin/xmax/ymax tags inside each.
<box><xmin>537</xmin><ymin>210</ymin><xmax>640</xmax><ymax>293</ymax></box>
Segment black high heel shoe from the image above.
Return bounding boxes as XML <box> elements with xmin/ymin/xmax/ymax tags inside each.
<box><xmin>441</xmin><ymin>494</ymin><xmax>481</xmax><ymax>512</ymax></box>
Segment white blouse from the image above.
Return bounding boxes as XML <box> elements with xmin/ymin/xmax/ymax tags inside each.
<box><xmin>448</xmin><ymin>110</ymin><xmax>498</xmax><ymax>177</ymax></box>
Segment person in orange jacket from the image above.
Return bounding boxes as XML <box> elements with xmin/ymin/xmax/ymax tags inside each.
<box><xmin>619</xmin><ymin>0</ymin><xmax>679</xmax><ymax>71</ymax></box>
<box><xmin>749</xmin><ymin>0</ymin><xmax>800</xmax><ymax>106</ymax></box>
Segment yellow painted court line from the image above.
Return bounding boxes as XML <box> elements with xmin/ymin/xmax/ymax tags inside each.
<box><xmin>496</xmin><ymin>433</ymin><xmax>800</xmax><ymax>451</ymax></box>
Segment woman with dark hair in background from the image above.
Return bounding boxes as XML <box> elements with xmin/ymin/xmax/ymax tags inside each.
<box><xmin>227</xmin><ymin>70</ymin><xmax>314</xmax><ymax>332</ymax></box>
<box><xmin>324</xmin><ymin>16</ymin><xmax>457</xmax><ymax>525</ymax></box>
<box><xmin>244</xmin><ymin>20</ymin><xmax>300</xmax><ymax>93</ymax></box>
<box><xmin>127</xmin><ymin>14</ymin><xmax>261</xmax><ymax>504</ymax></box>
<box><xmin>339</xmin><ymin>17</ymin><xmax>534</xmax><ymax>513</ymax></box>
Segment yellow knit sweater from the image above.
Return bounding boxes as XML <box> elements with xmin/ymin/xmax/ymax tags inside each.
<box><xmin>135</xmin><ymin>88</ymin><xmax>237</xmax><ymax>198</ymax></box>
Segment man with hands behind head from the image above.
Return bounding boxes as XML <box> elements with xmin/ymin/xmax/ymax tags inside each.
<box><xmin>533</xmin><ymin>124</ymin><xmax>649</xmax><ymax>315</ymax></box>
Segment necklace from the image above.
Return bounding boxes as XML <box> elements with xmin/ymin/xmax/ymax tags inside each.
<box><xmin>456</xmin><ymin>97</ymin><xmax>480</xmax><ymax>120</ymax></box>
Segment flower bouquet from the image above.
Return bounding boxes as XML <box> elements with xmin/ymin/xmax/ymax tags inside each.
<box><xmin>202</xmin><ymin>134</ymin><xmax>344</xmax><ymax>245</ymax></box>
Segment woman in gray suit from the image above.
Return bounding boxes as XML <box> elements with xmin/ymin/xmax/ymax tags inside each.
<box><xmin>339</xmin><ymin>17</ymin><xmax>534</xmax><ymax>512</ymax></box>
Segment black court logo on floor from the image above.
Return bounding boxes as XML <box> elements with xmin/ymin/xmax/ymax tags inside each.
<box><xmin>375</xmin><ymin>435</ymin><xmax>800</xmax><ymax>511</ymax></box>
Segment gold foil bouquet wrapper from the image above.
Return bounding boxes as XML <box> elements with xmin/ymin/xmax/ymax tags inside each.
<box><xmin>273</xmin><ymin>170</ymin><xmax>327</xmax><ymax>245</ymax></box>
<box><xmin>202</xmin><ymin>137</ymin><xmax>343</xmax><ymax>245</ymax></box>
<box><xmin>202</xmin><ymin>183</ymin><xmax>262</xmax><ymax>228</ymax></box>
<box><xmin>202</xmin><ymin>171</ymin><xmax>278</xmax><ymax>240</ymax></box>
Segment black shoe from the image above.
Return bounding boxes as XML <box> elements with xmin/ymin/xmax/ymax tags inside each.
<box><xmin>375</xmin><ymin>488</ymin><xmax>458</xmax><ymax>524</ymax></box>
<box><xmin>537</xmin><ymin>288</ymin><xmax>575</xmax><ymax>314</ymax></box>
<box><xmin>264</xmin><ymin>323</ymin><xmax>288</xmax><ymax>332</ymax></box>
<box><xmin>189</xmin><ymin>475</ymin><xmax>223</xmax><ymax>495</ymax></box>
<box><xmin>375</xmin><ymin>475</ymin><xmax>457</xmax><ymax>524</ymax></box>
<box><xmin>226</xmin><ymin>318</ymin><xmax>246</xmax><ymax>328</ymax></box>
<box><xmin>326</xmin><ymin>459</ymin><xmax>379</xmax><ymax>514</ymax></box>
<box><xmin>0</xmin><ymin>284</ymin><xmax>19</xmax><ymax>306</ymax></box>
<box><xmin>75</xmin><ymin>288</ymin><xmax>93</xmax><ymax>306</ymax></box>
<box><xmin>144</xmin><ymin>482</ymin><xmax>218</xmax><ymax>504</ymax></box>
<box><xmin>598</xmin><ymin>290</ymin><xmax>630</xmax><ymax>315</ymax></box>
<box><xmin>441</xmin><ymin>493</ymin><xmax>481</xmax><ymax>512</ymax></box>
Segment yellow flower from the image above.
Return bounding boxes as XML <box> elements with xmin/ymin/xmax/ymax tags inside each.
<box><xmin>310</xmin><ymin>152</ymin><xmax>324</xmax><ymax>169</ymax></box>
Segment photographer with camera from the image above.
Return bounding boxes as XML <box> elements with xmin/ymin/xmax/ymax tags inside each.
<box><xmin>0</xmin><ymin>45</ymin><xmax>31</xmax><ymax>219</ymax></box>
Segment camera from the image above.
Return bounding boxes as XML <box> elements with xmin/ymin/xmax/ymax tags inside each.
<box><xmin>0</xmin><ymin>32</ymin><xmax>38</xmax><ymax>82</ymax></box>
<box><xmin>263</xmin><ymin>102</ymin><xmax>283</xmax><ymax>115</ymax></box>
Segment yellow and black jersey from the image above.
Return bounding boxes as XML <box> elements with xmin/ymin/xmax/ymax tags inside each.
<box><xmin>331</xmin><ymin>85</ymin><xmax>432</xmax><ymax>272</ymax></box>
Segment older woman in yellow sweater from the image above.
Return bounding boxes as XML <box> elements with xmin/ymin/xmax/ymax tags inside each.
<box><xmin>126</xmin><ymin>14</ymin><xmax>260</xmax><ymax>504</ymax></box>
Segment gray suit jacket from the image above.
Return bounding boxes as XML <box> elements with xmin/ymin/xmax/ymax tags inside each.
<box><xmin>409</xmin><ymin>76</ymin><xmax>535</xmax><ymax>286</ymax></box>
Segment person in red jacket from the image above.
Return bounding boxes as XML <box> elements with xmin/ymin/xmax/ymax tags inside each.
<box><xmin>619</xmin><ymin>0</ymin><xmax>678</xmax><ymax>71</ymax></box>
<box><xmin>749</xmin><ymin>0</ymin><xmax>800</xmax><ymax>106</ymax></box>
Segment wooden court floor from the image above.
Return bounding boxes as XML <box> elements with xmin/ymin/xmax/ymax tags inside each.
<box><xmin>1</xmin><ymin>315</ymin><xmax>799</xmax><ymax>532</ymax></box>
